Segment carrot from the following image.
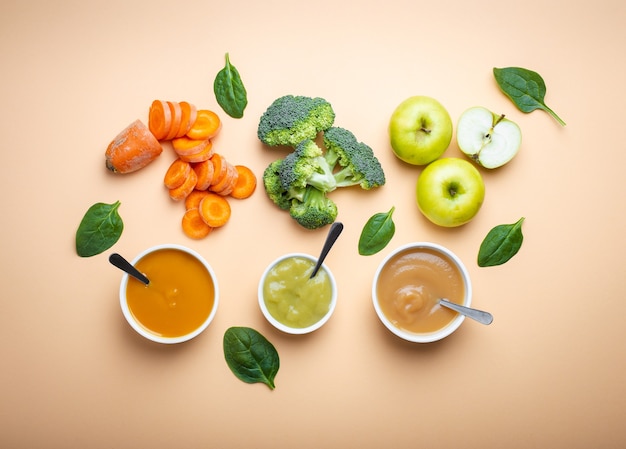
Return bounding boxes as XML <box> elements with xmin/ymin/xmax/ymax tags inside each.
<box><xmin>168</xmin><ymin>168</ymin><xmax>197</xmax><ymax>201</ymax></box>
<box><xmin>192</xmin><ymin>160</ymin><xmax>214</xmax><ymax>191</ymax></box>
<box><xmin>105</xmin><ymin>119</ymin><xmax>163</xmax><ymax>174</ymax></box>
<box><xmin>209</xmin><ymin>153</ymin><xmax>227</xmax><ymax>186</ymax></box>
<box><xmin>184</xmin><ymin>189</ymin><xmax>210</xmax><ymax>210</ymax></box>
<box><xmin>164</xmin><ymin>158</ymin><xmax>191</xmax><ymax>189</ymax></box>
<box><xmin>210</xmin><ymin>162</ymin><xmax>238</xmax><ymax>196</ymax></box>
<box><xmin>148</xmin><ymin>100</ymin><xmax>172</xmax><ymax>141</ymax></box>
<box><xmin>182</xmin><ymin>208</ymin><xmax>213</xmax><ymax>239</ymax></box>
<box><xmin>187</xmin><ymin>109</ymin><xmax>222</xmax><ymax>140</ymax></box>
<box><xmin>172</xmin><ymin>136</ymin><xmax>212</xmax><ymax>156</ymax></box>
<box><xmin>199</xmin><ymin>192</ymin><xmax>231</xmax><ymax>228</ymax></box>
<box><xmin>165</xmin><ymin>101</ymin><xmax>183</xmax><ymax>141</ymax></box>
<box><xmin>230</xmin><ymin>165</ymin><xmax>257</xmax><ymax>199</ymax></box>
<box><xmin>176</xmin><ymin>101</ymin><xmax>198</xmax><ymax>138</ymax></box>
<box><xmin>178</xmin><ymin>140</ymin><xmax>215</xmax><ymax>163</ymax></box>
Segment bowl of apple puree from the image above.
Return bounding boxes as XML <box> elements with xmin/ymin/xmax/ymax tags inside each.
<box><xmin>372</xmin><ymin>242</ymin><xmax>471</xmax><ymax>343</ymax></box>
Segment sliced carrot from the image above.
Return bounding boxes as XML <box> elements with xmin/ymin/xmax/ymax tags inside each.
<box><xmin>182</xmin><ymin>208</ymin><xmax>213</xmax><ymax>239</ymax></box>
<box><xmin>211</xmin><ymin>162</ymin><xmax>238</xmax><ymax>196</ymax></box>
<box><xmin>184</xmin><ymin>189</ymin><xmax>210</xmax><ymax>211</ymax></box>
<box><xmin>168</xmin><ymin>168</ymin><xmax>198</xmax><ymax>201</ymax></box>
<box><xmin>192</xmin><ymin>160</ymin><xmax>215</xmax><ymax>191</ymax></box>
<box><xmin>199</xmin><ymin>193</ymin><xmax>231</xmax><ymax>228</ymax></box>
<box><xmin>187</xmin><ymin>109</ymin><xmax>222</xmax><ymax>140</ymax></box>
<box><xmin>164</xmin><ymin>158</ymin><xmax>191</xmax><ymax>189</ymax></box>
<box><xmin>148</xmin><ymin>100</ymin><xmax>172</xmax><ymax>141</ymax></box>
<box><xmin>165</xmin><ymin>101</ymin><xmax>183</xmax><ymax>141</ymax></box>
<box><xmin>176</xmin><ymin>101</ymin><xmax>198</xmax><ymax>138</ymax></box>
<box><xmin>230</xmin><ymin>165</ymin><xmax>257</xmax><ymax>199</ymax></box>
<box><xmin>209</xmin><ymin>153</ymin><xmax>227</xmax><ymax>186</ymax></box>
<box><xmin>178</xmin><ymin>140</ymin><xmax>215</xmax><ymax>163</ymax></box>
<box><xmin>172</xmin><ymin>136</ymin><xmax>212</xmax><ymax>157</ymax></box>
<box><xmin>105</xmin><ymin>119</ymin><xmax>163</xmax><ymax>174</ymax></box>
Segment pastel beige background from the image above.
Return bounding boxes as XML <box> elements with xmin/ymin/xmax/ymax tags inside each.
<box><xmin>1</xmin><ymin>0</ymin><xmax>625</xmax><ymax>448</ymax></box>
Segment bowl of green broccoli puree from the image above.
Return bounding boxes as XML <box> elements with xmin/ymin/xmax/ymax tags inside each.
<box><xmin>258</xmin><ymin>253</ymin><xmax>337</xmax><ymax>334</ymax></box>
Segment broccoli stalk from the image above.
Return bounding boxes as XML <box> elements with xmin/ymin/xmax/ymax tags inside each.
<box><xmin>279</xmin><ymin>139</ymin><xmax>337</xmax><ymax>194</ymax></box>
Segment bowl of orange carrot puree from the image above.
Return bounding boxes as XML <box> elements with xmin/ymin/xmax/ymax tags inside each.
<box><xmin>372</xmin><ymin>242</ymin><xmax>471</xmax><ymax>343</ymax></box>
<box><xmin>119</xmin><ymin>244</ymin><xmax>219</xmax><ymax>344</ymax></box>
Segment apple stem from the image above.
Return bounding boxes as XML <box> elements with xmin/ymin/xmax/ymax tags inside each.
<box><xmin>421</xmin><ymin>127</ymin><xmax>431</xmax><ymax>135</ymax></box>
<box><xmin>494</xmin><ymin>114</ymin><xmax>505</xmax><ymax>127</ymax></box>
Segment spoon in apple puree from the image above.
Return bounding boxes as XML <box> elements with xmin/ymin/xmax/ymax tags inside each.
<box><xmin>438</xmin><ymin>298</ymin><xmax>493</xmax><ymax>325</ymax></box>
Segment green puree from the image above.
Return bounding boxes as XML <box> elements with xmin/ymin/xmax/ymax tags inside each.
<box><xmin>263</xmin><ymin>257</ymin><xmax>332</xmax><ymax>328</ymax></box>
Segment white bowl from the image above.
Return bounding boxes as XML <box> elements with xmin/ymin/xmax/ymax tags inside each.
<box><xmin>258</xmin><ymin>253</ymin><xmax>337</xmax><ymax>335</ymax></box>
<box><xmin>119</xmin><ymin>244</ymin><xmax>219</xmax><ymax>344</ymax></box>
<box><xmin>372</xmin><ymin>242</ymin><xmax>471</xmax><ymax>343</ymax></box>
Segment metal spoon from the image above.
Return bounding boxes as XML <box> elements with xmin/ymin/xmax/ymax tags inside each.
<box><xmin>310</xmin><ymin>222</ymin><xmax>344</xmax><ymax>279</ymax></box>
<box><xmin>109</xmin><ymin>253</ymin><xmax>150</xmax><ymax>285</ymax></box>
<box><xmin>439</xmin><ymin>298</ymin><xmax>493</xmax><ymax>325</ymax></box>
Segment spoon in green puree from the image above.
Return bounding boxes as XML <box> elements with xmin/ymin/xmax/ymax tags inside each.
<box><xmin>310</xmin><ymin>221</ymin><xmax>344</xmax><ymax>279</ymax></box>
<box><xmin>438</xmin><ymin>298</ymin><xmax>493</xmax><ymax>325</ymax></box>
<box><xmin>109</xmin><ymin>253</ymin><xmax>150</xmax><ymax>285</ymax></box>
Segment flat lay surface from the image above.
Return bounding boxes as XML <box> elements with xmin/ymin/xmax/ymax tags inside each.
<box><xmin>1</xmin><ymin>0</ymin><xmax>625</xmax><ymax>447</ymax></box>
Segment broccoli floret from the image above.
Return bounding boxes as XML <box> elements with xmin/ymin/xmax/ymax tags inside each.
<box><xmin>262</xmin><ymin>159</ymin><xmax>304</xmax><ymax>210</ymax></box>
<box><xmin>279</xmin><ymin>139</ymin><xmax>337</xmax><ymax>194</ymax></box>
<box><xmin>257</xmin><ymin>95</ymin><xmax>335</xmax><ymax>147</ymax></box>
<box><xmin>323</xmin><ymin>127</ymin><xmax>386</xmax><ymax>190</ymax></box>
<box><xmin>289</xmin><ymin>185</ymin><xmax>338</xmax><ymax>230</ymax></box>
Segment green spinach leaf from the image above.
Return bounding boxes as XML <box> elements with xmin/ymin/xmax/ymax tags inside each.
<box><xmin>75</xmin><ymin>201</ymin><xmax>123</xmax><ymax>257</ymax></box>
<box><xmin>358</xmin><ymin>206</ymin><xmax>395</xmax><ymax>256</ymax></box>
<box><xmin>493</xmin><ymin>67</ymin><xmax>566</xmax><ymax>126</ymax></box>
<box><xmin>478</xmin><ymin>217</ymin><xmax>525</xmax><ymax>267</ymax></box>
<box><xmin>223</xmin><ymin>327</ymin><xmax>279</xmax><ymax>390</ymax></box>
<box><xmin>214</xmin><ymin>53</ymin><xmax>248</xmax><ymax>119</ymax></box>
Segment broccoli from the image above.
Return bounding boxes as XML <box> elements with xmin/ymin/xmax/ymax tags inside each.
<box><xmin>322</xmin><ymin>127</ymin><xmax>386</xmax><ymax>190</ymax></box>
<box><xmin>289</xmin><ymin>185</ymin><xmax>338</xmax><ymax>230</ymax></box>
<box><xmin>257</xmin><ymin>95</ymin><xmax>335</xmax><ymax>147</ymax></box>
<box><xmin>262</xmin><ymin>159</ymin><xmax>302</xmax><ymax>210</ymax></box>
<box><xmin>279</xmin><ymin>139</ymin><xmax>337</xmax><ymax>194</ymax></box>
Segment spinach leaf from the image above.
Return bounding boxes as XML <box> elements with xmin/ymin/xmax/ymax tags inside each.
<box><xmin>75</xmin><ymin>201</ymin><xmax>123</xmax><ymax>257</ymax></box>
<box><xmin>493</xmin><ymin>67</ymin><xmax>566</xmax><ymax>126</ymax></box>
<box><xmin>213</xmin><ymin>53</ymin><xmax>248</xmax><ymax>119</ymax></box>
<box><xmin>223</xmin><ymin>327</ymin><xmax>279</xmax><ymax>390</ymax></box>
<box><xmin>477</xmin><ymin>217</ymin><xmax>525</xmax><ymax>267</ymax></box>
<box><xmin>358</xmin><ymin>206</ymin><xmax>395</xmax><ymax>256</ymax></box>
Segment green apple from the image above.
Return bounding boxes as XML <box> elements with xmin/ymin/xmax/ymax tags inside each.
<box><xmin>416</xmin><ymin>157</ymin><xmax>485</xmax><ymax>227</ymax></box>
<box><xmin>456</xmin><ymin>106</ymin><xmax>522</xmax><ymax>169</ymax></box>
<box><xmin>389</xmin><ymin>95</ymin><xmax>453</xmax><ymax>165</ymax></box>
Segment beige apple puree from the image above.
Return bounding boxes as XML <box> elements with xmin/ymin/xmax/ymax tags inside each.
<box><xmin>376</xmin><ymin>247</ymin><xmax>465</xmax><ymax>333</ymax></box>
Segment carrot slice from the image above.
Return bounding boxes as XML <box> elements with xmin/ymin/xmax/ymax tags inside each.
<box><xmin>230</xmin><ymin>165</ymin><xmax>257</xmax><ymax>199</ymax></box>
<box><xmin>176</xmin><ymin>101</ymin><xmax>198</xmax><ymax>138</ymax></box>
<box><xmin>164</xmin><ymin>158</ymin><xmax>191</xmax><ymax>189</ymax></box>
<box><xmin>178</xmin><ymin>141</ymin><xmax>215</xmax><ymax>163</ymax></box>
<box><xmin>182</xmin><ymin>208</ymin><xmax>213</xmax><ymax>239</ymax></box>
<box><xmin>199</xmin><ymin>193</ymin><xmax>231</xmax><ymax>228</ymax></box>
<box><xmin>192</xmin><ymin>160</ymin><xmax>215</xmax><ymax>191</ymax></box>
<box><xmin>165</xmin><ymin>101</ymin><xmax>183</xmax><ymax>141</ymax></box>
<box><xmin>209</xmin><ymin>153</ymin><xmax>227</xmax><ymax>186</ymax></box>
<box><xmin>105</xmin><ymin>119</ymin><xmax>163</xmax><ymax>174</ymax></box>
<box><xmin>187</xmin><ymin>109</ymin><xmax>222</xmax><ymax>140</ymax></box>
<box><xmin>168</xmin><ymin>168</ymin><xmax>198</xmax><ymax>201</ymax></box>
<box><xmin>148</xmin><ymin>100</ymin><xmax>172</xmax><ymax>141</ymax></box>
<box><xmin>211</xmin><ymin>162</ymin><xmax>238</xmax><ymax>196</ymax></box>
<box><xmin>184</xmin><ymin>189</ymin><xmax>210</xmax><ymax>210</ymax></box>
<box><xmin>171</xmin><ymin>136</ymin><xmax>212</xmax><ymax>157</ymax></box>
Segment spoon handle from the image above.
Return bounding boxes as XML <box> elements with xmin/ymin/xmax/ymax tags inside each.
<box><xmin>310</xmin><ymin>222</ymin><xmax>344</xmax><ymax>279</ymax></box>
<box><xmin>109</xmin><ymin>253</ymin><xmax>150</xmax><ymax>285</ymax></box>
<box><xmin>439</xmin><ymin>299</ymin><xmax>493</xmax><ymax>325</ymax></box>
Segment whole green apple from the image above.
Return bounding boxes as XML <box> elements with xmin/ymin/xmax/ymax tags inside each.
<box><xmin>389</xmin><ymin>96</ymin><xmax>453</xmax><ymax>165</ymax></box>
<box><xmin>416</xmin><ymin>158</ymin><xmax>485</xmax><ymax>227</ymax></box>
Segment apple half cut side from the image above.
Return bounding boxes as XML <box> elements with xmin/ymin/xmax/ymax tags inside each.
<box><xmin>456</xmin><ymin>106</ymin><xmax>522</xmax><ymax>169</ymax></box>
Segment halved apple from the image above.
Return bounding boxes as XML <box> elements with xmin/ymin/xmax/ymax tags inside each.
<box><xmin>456</xmin><ymin>106</ymin><xmax>522</xmax><ymax>169</ymax></box>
